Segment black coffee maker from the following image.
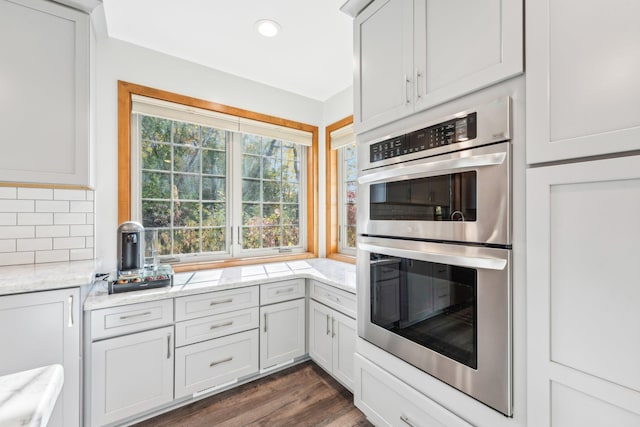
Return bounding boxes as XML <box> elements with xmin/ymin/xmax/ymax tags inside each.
<box><xmin>117</xmin><ymin>221</ymin><xmax>145</xmax><ymax>276</ymax></box>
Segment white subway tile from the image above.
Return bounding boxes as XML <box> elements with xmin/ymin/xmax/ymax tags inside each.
<box><xmin>54</xmin><ymin>189</ymin><xmax>86</xmax><ymax>201</ymax></box>
<box><xmin>35</xmin><ymin>250</ymin><xmax>69</xmax><ymax>263</ymax></box>
<box><xmin>70</xmin><ymin>248</ymin><xmax>94</xmax><ymax>261</ymax></box>
<box><xmin>0</xmin><ymin>240</ymin><xmax>16</xmax><ymax>253</ymax></box>
<box><xmin>0</xmin><ymin>213</ymin><xmax>16</xmax><ymax>226</ymax></box>
<box><xmin>70</xmin><ymin>225</ymin><xmax>93</xmax><ymax>237</ymax></box>
<box><xmin>17</xmin><ymin>238</ymin><xmax>52</xmax><ymax>251</ymax></box>
<box><xmin>70</xmin><ymin>201</ymin><xmax>94</xmax><ymax>213</ymax></box>
<box><xmin>86</xmin><ymin>191</ymin><xmax>94</xmax><ymax>201</ymax></box>
<box><xmin>85</xmin><ymin>236</ymin><xmax>94</xmax><ymax>248</ymax></box>
<box><xmin>36</xmin><ymin>225</ymin><xmax>70</xmax><ymax>238</ymax></box>
<box><xmin>86</xmin><ymin>213</ymin><xmax>94</xmax><ymax>225</ymax></box>
<box><xmin>36</xmin><ymin>200</ymin><xmax>69</xmax><ymax>213</ymax></box>
<box><xmin>54</xmin><ymin>213</ymin><xmax>86</xmax><ymax>225</ymax></box>
<box><xmin>0</xmin><ymin>251</ymin><xmax>34</xmax><ymax>266</ymax></box>
<box><xmin>0</xmin><ymin>200</ymin><xmax>34</xmax><ymax>213</ymax></box>
<box><xmin>0</xmin><ymin>188</ymin><xmax>17</xmax><ymax>199</ymax></box>
<box><xmin>0</xmin><ymin>226</ymin><xmax>35</xmax><ymax>239</ymax></box>
<box><xmin>18</xmin><ymin>213</ymin><xmax>54</xmax><ymax>226</ymax></box>
<box><xmin>17</xmin><ymin>188</ymin><xmax>53</xmax><ymax>200</ymax></box>
<box><xmin>53</xmin><ymin>236</ymin><xmax>85</xmax><ymax>250</ymax></box>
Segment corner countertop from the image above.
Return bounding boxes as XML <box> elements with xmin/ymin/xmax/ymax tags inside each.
<box><xmin>85</xmin><ymin>258</ymin><xmax>356</xmax><ymax>311</ymax></box>
<box><xmin>0</xmin><ymin>364</ymin><xmax>64</xmax><ymax>427</ymax></box>
<box><xmin>0</xmin><ymin>260</ymin><xmax>99</xmax><ymax>296</ymax></box>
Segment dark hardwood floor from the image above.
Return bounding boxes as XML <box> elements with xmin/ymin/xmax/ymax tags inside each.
<box><xmin>134</xmin><ymin>361</ymin><xmax>373</xmax><ymax>427</ymax></box>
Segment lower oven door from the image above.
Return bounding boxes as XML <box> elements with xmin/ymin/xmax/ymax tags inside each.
<box><xmin>357</xmin><ymin>235</ymin><xmax>512</xmax><ymax>416</ymax></box>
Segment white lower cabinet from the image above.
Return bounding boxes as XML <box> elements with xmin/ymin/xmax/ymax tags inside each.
<box><xmin>355</xmin><ymin>354</ymin><xmax>472</xmax><ymax>427</ymax></box>
<box><xmin>90</xmin><ymin>326</ymin><xmax>174</xmax><ymax>426</ymax></box>
<box><xmin>175</xmin><ymin>329</ymin><xmax>259</xmax><ymax>399</ymax></box>
<box><xmin>0</xmin><ymin>288</ymin><xmax>81</xmax><ymax>427</ymax></box>
<box><xmin>308</xmin><ymin>300</ymin><xmax>356</xmax><ymax>391</ymax></box>
<box><xmin>259</xmin><ymin>298</ymin><xmax>306</xmax><ymax>370</ymax></box>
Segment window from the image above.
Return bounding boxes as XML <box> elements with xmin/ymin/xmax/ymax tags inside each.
<box><xmin>118</xmin><ymin>81</ymin><xmax>318</xmax><ymax>269</ymax></box>
<box><xmin>326</xmin><ymin>116</ymin><xmax>356</xmax><ymax>262</ymax></box>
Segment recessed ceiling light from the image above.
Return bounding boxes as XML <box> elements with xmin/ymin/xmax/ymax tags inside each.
<box><xmin>255</xmin><ymin>19</ymin><xmax>281</xmax><ymax>38</ymax></box>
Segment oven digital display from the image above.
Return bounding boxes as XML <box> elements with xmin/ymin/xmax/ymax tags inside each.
<box><xmin>370</xmin><ymin>112</ymin><xmax>477</xmax><ymax>163</ymax></box>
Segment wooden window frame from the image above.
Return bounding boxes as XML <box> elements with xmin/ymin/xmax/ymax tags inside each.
<box><xmin>325</xmin><ymin>115</ymin><xmax>355</xmax><ymax>264</ymax></box>
<box><xmin>118</xmin><ymin>81</ymin><xmax>318</xmax><ymax>272</ymax></box>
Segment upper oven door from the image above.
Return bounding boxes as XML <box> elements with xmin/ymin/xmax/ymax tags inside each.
<box><xmin>358</xmin><ymin>141</ymin><xmax>511</xmax><ymax>246</ymax></box>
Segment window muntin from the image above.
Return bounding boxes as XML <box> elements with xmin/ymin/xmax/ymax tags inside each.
<box><xmin>338</xmin><ymin>142</ymin><xmax>357</xmax><ymax>255</ymax></box>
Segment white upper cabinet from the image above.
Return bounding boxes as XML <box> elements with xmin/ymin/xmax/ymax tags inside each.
<box><xmin>0</xmin><ymin>0</ymin><xmax>91</xmax><ymax>187</ymax></box>
<box><xmin>354</xmin><ymin>0</ymin><xmax>523</xmax><ymax>134</ymax></box>
<box><xmin>526</xmin><ymin>0</ymin><xmax>640</xmax><ymax>164</ymax></box>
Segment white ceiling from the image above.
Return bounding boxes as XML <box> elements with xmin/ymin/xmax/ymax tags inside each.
<box><xmin>102</xmin><ymin>0</ymin><xmax>354</xmax><ymax>101</ymax></box>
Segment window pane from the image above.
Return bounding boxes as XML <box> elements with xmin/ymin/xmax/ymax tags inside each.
<box><xmin>283</xmin><ymin>226</ymin><xmax>299</xmax><ymax>246</ymax></box>
<box><xmin>338</xmin><ymin>142</ymin><xmax>357</xmax><ymax>254</ymax></box>
<box><xmin>282</xmin><ymin>205</ymin><xmax>299</xmax><ymax>225</ymax></box>
<box><xmin>282</xmin><ymin>182</ymin><xmax>299</xmax><ymax>203</ymax></box>
<box><xmin>242</xmin><ymin>179</ymin><xmax>260</xmax><ymax>202</ymax></box>
<box><xmin>243</xmin><ymin>203</ymin><xmax>260</xmax><ymax>225</ymax></box>
<box><xmin>262</xmin><ymin>158</ymin><xmax>282</xmax><ymax>180</ymax></box>
<box><xmin>141</xmin><ymin>116</ymin><xmax>171</xmax><ymax>142</ymax></box>
<box><xmin>142</xmin><ymin>201</ymin><xmax>170</xmax><ymax>228</ymax></box>
<box><xmin>142</xmin><ymin>141</ymin><xmax>171</xmax><ymax>171</ymax></box>
<box><xmin>202</xmin><ymin>228</ymin><xmax>225</xmax><ymax>252</ymax></box>
<box><xmin>346</xmin><ymin>156</ymin><xmax>357</xmax><ymax>181</ymax></box>
<box><xmin>201</xmin><ymin>127</ymin><xmax>225</xmax><ymax>150</ymax></box>
<box><xmin>263</xmin><ymin>181</ymin><xmax>281</xmax><ymax>203</ymax></box>
<box><xmin>202</xmin><ymin>202</ymin><xmax>225</xmax><ymax>227</ymax></box>
<box><xmin>202</xmin><ymin>177</ymin><xmax>225</xmax><ymax>201</ymax></box>
<box><xmin>174</xmin><ymin>146</ymin><xmax>200</xmax><ymax>173</ymax></box>
<box><xmin>282</xmin><ymin>161</ymin><xmax>300</xmax><ymax>182</ymax></box>
<box><xmin>142</xmin><ymin>172</ymin><xmax>171</xmax><ymax>199</ymax></box>
<box><xmin>242</xmin><ymin>226</ymin><xmax>261</xmax><ymax>249</ymax></box>
<box><xmin>242</xmin><ymin>134</ymin><xmax>261</xmax><ymax>154</ymax></box>
<box><xmin>202</xmin><ymin>150</ymin><xmax>225</xmax><ymax>175</ymax></box>
<box><xmin>347</xmin><ymin>202</ymin><xmax>357</xmax><ymax>226</ymax></box>
<box><xmin>262</xmin><ymin>226</ymin><xmax>281</xmax><ymax>248</ymax></box>
<box><xmin>263</xmin><ymin>204</ymin><xmax>280</xmax><ymax>225</ymax></box>
<box><xmin>174</xmin><ymin>228</ymin><xmax>200</xmax><ymax>254</ymax></box>
<box><xmin>347</xmin><ymin>226</ymin><xmax>357</xmax><ymax>248</ymax></box>
<box><xmin>242</xmin><ymin>155</ymin><xmax>261</xmax><ymax>178</ymax></box>
<box><xmin>173</xmin><ymin>122</ymin><xmax>199</xmax><ymax>146</ymax></box>
<box><xmin>174</xmin><ymin>201</ymin><xmax>200</xmax><ymax>227</ymax></box>
<box><xmin>157</xmin><ymin>229</ymin><xmax>171</xmax><ymax>255</ymax></box>
<box><xmin>346</xmin><ymin>181</ymin><xmax>357</xmax><ymax>204</ymax></box>
<box><xmin>174</xmin><ymin>174</ymin><xmax>200</xmax><ymax>200</ymax></box>
<box><xmin>262</xmin><ymin>139</ymin><xmax>281</xmax><ymax>156</ymax></box>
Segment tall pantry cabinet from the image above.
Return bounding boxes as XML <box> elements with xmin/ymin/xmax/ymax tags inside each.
<box><xmin>526</xmin><ymin>1</ymin><xmax>640</xmax><ymax>426</ymax></box>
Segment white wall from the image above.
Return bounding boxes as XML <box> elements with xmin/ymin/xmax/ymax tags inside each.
<box><xmin>92</xmin><ymin>6</ymin><xmax>345</xmax><ymax>270</ymax></box>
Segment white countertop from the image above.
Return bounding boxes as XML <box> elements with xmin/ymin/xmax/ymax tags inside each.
<box><xmin>0</xmin><ymin>260</ymin><xmax>98</xmax><ymax>296</ymax></box>
<box><xmin>0</xmin><ymin>365</ymin><xmax>64</xmax><ymax>427</ymax></box>
<box><xmin>85</xmin><ymin>258</ymin><xmax>356</xmax><ymax>311</ymax></box>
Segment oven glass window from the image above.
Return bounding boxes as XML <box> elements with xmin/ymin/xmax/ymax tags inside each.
<box><xmin>370</xmin><ymin>171</ymin><xmax>476</xmax><ymax>221</ymax></box>
<box><xmin>370</xmin><ymin>253</ymin><xmax>478</xmax><ymax>369</ymax></box>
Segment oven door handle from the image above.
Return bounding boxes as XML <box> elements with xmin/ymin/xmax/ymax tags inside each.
<box><xmin>359</xmin><ymin>242</ymin><xmax>507</xmax><ymax>271</ymax></box>
<box><xmin>358</xmin><ymin>151</ymin><xmax>506</xmax><ymax>185</ymax></box>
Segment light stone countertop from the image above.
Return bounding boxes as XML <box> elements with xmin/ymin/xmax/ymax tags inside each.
<box><xmin>0</xmin><ymin>364</ymin><xmax>64</xmax><ymax>427</ymax></box>
<box><xmin>0</xmin><ymin>260</ymin><xmax>99</xmax><ymax>296</ymax></box>
<box><xmin>85</xmin><ymin>258</ymin><xmax>356</xmax><ymax>311</ymax></box>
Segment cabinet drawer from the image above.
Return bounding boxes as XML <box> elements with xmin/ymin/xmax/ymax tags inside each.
<box><xmin>175</xmin><ymin>329</ymin><xmax>259</xmax><ymax>399</ymax></box>
<box><xmin>355</xmin><ymin>354</ymin><xmax>472</xmax><ymax>427</ymax></box>
<box><xmin>91</xmin><ymin>299</ymin><xmax>173</xmax><ymax>340</ymax></box>
<box><xmin>260</xmin><ymin>279</ymin><xmax>305</xmax><ymax>305</ymax></box>
<box><xmin>175</xmin><ymin>307</ymin><xmax>259</xmax><ymax>347</ymax></box>
<box><xmin>175</xmin><ymin>286</ymin><xmax>259</xmax><ymax>321</ymax></box>
<box><xmin>310</xmin><ymin>281</ymin><xmax>356</xmax><ymax>318</ymax></box>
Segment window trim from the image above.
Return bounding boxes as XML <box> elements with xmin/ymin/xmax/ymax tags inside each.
<box><xmin>118</xmin><ymin>81</ymin><xmax>319</xmax><ymax>271</ymax></box>
<box><xmin>325</xmin><ymin>115</ymin><xmax>355</xmax><ymax>264</ymax></box>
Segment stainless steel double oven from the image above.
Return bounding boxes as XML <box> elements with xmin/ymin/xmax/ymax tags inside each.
<box><xmin>357</xmin><ymin>97</ymin><xmax>513</xmax><ymax>416</ymax></box>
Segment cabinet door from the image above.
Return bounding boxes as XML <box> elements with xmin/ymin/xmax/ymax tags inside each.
<box><xmin>0</xmin><ymin>288</ymin><xmax>80</xmax><ymax>427</ymax></box>
<box><xmin>413</xmin><ymin>0</ymin><xmax>522</xmax><ymax>112</ymax></box>
<box><xmin>331</xmin><ymin>310</ymin><xmax>356</xmax><ymax>392</ymax></box>
<box><xmin>0</xmin><ymin>0</ymin><xmax>90</xmax><ymax>186</ymax></box>
<box><xmin>308</xmin><ymin>300</ymin><xmax>333</xmax><ymax>373</ymax></box>
<box><xmin>354</xmin><ymin>0</ymin><xmax>414</xmax><ymax>133</ymax></box>
<box><xmin>527</xmin><ymin>157</ymin><xmax>640</xmax><ymax>427</ymax></box>
<box><xmin>91</xmin><ymin>326</ymin><xmax>174</xmax><ymax>426</ymax></box>
<box><xmin>526</xmin><ymin>0</ymin><xmax>640</xmax><ymax>163</ymax></box>
<box><xmin>259</xmin><ymin>299</ymin><xmax>305</xmax><ymax>370</ymax></box>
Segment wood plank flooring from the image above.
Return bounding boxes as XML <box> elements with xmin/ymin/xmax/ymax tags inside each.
<box><xmin>134</xmin><ymin>361</ymin><xmax>373</xmax><ymax>427</ymax></box>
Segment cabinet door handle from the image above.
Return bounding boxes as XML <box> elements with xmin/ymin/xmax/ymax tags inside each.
<box><xmin>167</xmin><ymin>334</ymin><xmax>171</xmax><ymax>359</ymax></box>
<box><xmin>67</xmin><ymin>295</ymin><xmax>74</xmax><ymax>327</ymax></box>
<box><xmin>210</xmin><ymin>356</ymin><xmax>233</xmax><ymax>367</ymax></box>
<box><xmin>275</xmin><ymin>287</ymin><xmax>294</xmax><ymax>295</ymax></box>
<box><xmin>210</xmin><ymin>321</ymin><xmax>233</xmax><ymax>330</ymax></box>
<box><xmin>120</xmin><ymin>311</ymin><xmax>151</xmax><ymax>320</ymax></box>
<box><xmin>404</xmin><ymin>75</ymin><xmax>411</xmax><ymax>104</ymax></box>
<box><xmin>210</xmin><ymin>299</ymin><xmax>233</xmax><ymax>306</ymax></box>
<box><xmin>416</xmin><ymin>70</ymin><xmax>423</xmax><ymax>99</ymax></box>
<box><xmin>400</xmin><ymin>415</ymin><xmax>416</xmax><ymax>427</ymax></box>
<box><xmin>326</xmin><ymin>314</ymin><xmax>330</xmax><ymax>335</ymax></box>
<box><xmin>264</xmin><ymin>312</ymin><xmax>267</xmax><ymax>332</ymax></box>
<box><xmin>332</xmin><ymin>317</ymin><xmax>336</xmax><ymax>338</ymax></box>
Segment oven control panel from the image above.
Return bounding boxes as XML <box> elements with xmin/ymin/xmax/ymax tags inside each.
<box><xmin>370</xmin><ymin>112</ymin><xmax>477</xmax><ymax>163</ymax></box>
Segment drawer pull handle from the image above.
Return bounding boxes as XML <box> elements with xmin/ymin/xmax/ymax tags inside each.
<box><xmin>120</xmin><ymin>311</ymin><xmax>152</xmax><ymax>320</ymax></box>
<box><xmin>210</xmin><ymin>321</ymin><xmax>233</xmax><ymax>330</ymax></box>
<box><xmin>275</xmin><ymin>287</ymin><xmax>294</xmax><ymax>295</ymax></box>
<box><xmin>210</xmin><ymin>299</ymin><xmax>233</xmax><ymax>306</ymax></box>
<box><xmin>400</xmin><ymin>415</ymin><xmax>415</xmax><ymax>427</ymax></box>
<box><xmin>210</xmin><ymin>356</ymin><xmax>233</xmax><ymax>367</ymax></box>
<box><xmin>325</xmin><ymin>293</ymin><xmax>340</xmax><ymax>303</ymax></box>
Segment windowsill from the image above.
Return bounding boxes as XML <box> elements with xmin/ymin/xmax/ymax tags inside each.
<box><xmin>171</xmin><ymin>251</ymin><xmax>318</xmax><ymax>273</ymax></box>
<box><xmin>326</xmin><ymin>253</ymin><xmax>356</xmax><ymax>265</ymax></box>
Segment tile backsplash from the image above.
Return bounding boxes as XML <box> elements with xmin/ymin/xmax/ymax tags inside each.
<box><xmin>0</xmin><ymin>187</ymin><xmax>95</xmax><ymax>266</ymax></box>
